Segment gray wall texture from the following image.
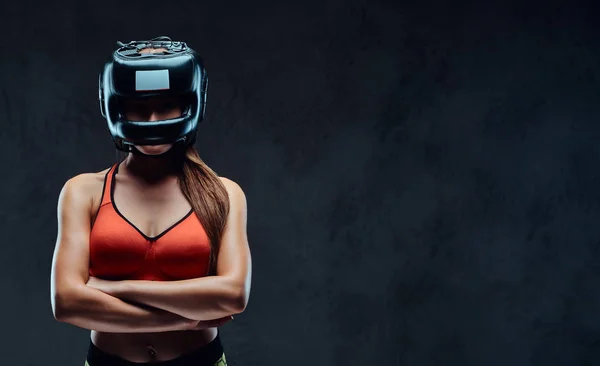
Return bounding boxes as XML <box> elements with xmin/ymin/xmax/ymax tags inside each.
<box><xmin>0</xmin><ymin>0</ymin><xmax>598</xmax><ymax>365</ymax></box>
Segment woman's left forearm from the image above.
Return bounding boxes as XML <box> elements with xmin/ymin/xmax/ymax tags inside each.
<box><xmin>112</xmin><ymin>277</ymin><xmax>248</xmax><ymax>321</ymax></box>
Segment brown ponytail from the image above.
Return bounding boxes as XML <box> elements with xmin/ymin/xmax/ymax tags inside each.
<box><xmin>178</xmin><ymin>146</ymin><xmax>230</xmax><ymax>276</ymax></box>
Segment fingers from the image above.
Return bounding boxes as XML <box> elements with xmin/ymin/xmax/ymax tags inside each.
<box><xmin>205</xmin><ymin>317</ymin><xmax>231</xmax><ymax>327</ymax></box>
<box><xmin>193</xmin><ymin>316</ymin><xmax>234</xmax><ymax>330</ymax></box>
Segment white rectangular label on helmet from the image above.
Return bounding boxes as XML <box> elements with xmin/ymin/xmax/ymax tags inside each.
<box><xmin>135</xmin><ymin>70</ymin><xmax>170</xmax><ymax>91</ymax></box>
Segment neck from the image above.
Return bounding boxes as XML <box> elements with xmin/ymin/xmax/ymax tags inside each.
<box><xmin>122</xmin><ymin>146</ymin><xmax>185</xmax><ymax>182</ymax></box>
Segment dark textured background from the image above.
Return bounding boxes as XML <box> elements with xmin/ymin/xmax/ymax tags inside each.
<box><xmin>0</xmin><ymin>0</ymin><xmax>599</xmax><ymax>365</ymax></box>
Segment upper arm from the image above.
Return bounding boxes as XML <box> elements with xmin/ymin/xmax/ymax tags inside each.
<box><xmin>216</xmin><ymin>178</ymin><xmax>252</xmax><ymax>309</ymax></box>
<box><xmin>50</xmin><ymin>175</ymin><xmax>95</xmax><ymax>314</ymax></box>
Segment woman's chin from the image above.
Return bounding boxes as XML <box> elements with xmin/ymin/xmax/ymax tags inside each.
<box><xmin>135</xmin><ymin>144</ymin><xmax>173</xmax><ymax>155</ymax></box>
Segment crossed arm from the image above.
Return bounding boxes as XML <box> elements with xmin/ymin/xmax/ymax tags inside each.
<box><xmin>87</xmin><ymin>178</ymin><xmax>252</xmax><ymax>321</ymax></box>
<box><xmin>51</xmin><ymin>174</ymin><xmax>251</xmax><ymax>333</ymax></box>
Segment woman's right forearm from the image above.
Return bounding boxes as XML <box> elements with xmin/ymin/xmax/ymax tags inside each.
<box><xmin>53</xmin><ymin>285</ymin><xmax>194</xmax><ymax>333</ymax></box>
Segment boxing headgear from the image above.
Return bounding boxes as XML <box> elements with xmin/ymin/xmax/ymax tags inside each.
<box><xmin>98</xmin><ymin>36</ymin><xmax>208</xmax><ymax>152</ymax></box>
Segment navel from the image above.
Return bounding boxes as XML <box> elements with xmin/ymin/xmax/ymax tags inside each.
<box><xmin>147</xmin><ymin>343</ymin><xmax>157</xmax><ymax>359</ymax></box>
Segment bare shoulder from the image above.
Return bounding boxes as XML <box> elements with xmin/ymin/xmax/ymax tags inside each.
<box><xmin>62</xmin><ymin>168</ymin><xmax>109</xmax><ymax>194</ymax></box>
<box><xmin>218</xmin><ymin>177</ymin><xmax>245</xmax><ymax>198</ymax></box>
<box><xmin>218</xmin><ymin>177</ymin><xmax>247</xmax><ymax>212</ymax></box>
<box><xmin>58</xmin><ymin>167</ymin><xmax>112</xmax><ymax>212</ymax></box>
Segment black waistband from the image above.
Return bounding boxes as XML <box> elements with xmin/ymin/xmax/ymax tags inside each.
<box><xmin>86</xmin><ymin>334</ymin><xmax>224</xmax><ymax>366</ymax></box>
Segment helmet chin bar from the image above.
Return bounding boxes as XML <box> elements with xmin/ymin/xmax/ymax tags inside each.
<box><xmin>115</xmin><ymin>137</ymin><xmax>188</xmax><ymax>158</ymax></box>
<box><xmin>117</xmin><ymin>136</ymin><xmax>188</xmax><ymax>154</ymax></box>
<box><xmin>110</xmin><ymin>111</ymin><xmax>195</xmax><ymax>152</ymax></box>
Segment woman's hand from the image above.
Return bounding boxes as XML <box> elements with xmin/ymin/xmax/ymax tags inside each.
<box><xmin>186</xmin><ymin>316</ymin><xmax>234</xmax><ymax>331</ymax></box>
<box><xmin>86</xmin><ymin>276</ymin><xmax>123</xmax><ymax>296</ymax></box>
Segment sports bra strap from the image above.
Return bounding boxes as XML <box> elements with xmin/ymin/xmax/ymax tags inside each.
<box><xmin>100</xmin><ymin>164</ymin><xmax>118</xmax><ymax>206</ymax></box>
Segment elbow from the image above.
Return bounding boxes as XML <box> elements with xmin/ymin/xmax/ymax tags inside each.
<box><xmin>51</xmin><ymin>288</ymin><xmax>79</xmax><ymax>322</ymax></box>
<box><xmin>53</xmin><ymin>309</ymin><xmax>70</xmax><ymax>323</ymax></box>
<box><xmin>51</xmin><ymin>294</ymin><xmax>69</xmax><ymax>322</ymax></box>
<box><xmin>230</xmin><ymin>287</ymin><xmax>249</xmax><ymax>314</ymax></box>
<box><xmin>215</xmin><ymin>277</ymin><xmax>250</xmax><ymax>314</ymax></box>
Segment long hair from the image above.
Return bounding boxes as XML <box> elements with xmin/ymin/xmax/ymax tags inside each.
<box><xmin>179</xmin><ymin>145</ymin><xmax>230</xmax><ymax>275</ymax></box>
<box><xmin>117</xmin><ymin>146</ymin><xmax>230</xmax><ymax>276</ymax></box>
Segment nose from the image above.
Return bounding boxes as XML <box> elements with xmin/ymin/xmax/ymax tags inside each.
<box><xmin>148</xmin><ymin>112</ymin><xmax>161</xmax><ymax>122</ymax></box>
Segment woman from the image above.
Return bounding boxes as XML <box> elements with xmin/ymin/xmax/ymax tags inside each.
<box><xmin>50</xmin><ymin>37</ymin><xmax>251</xmax><ymax>366</ymax></box>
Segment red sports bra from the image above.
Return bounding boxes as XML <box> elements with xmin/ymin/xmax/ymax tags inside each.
<box><xmin>89</xmin><ymin>163</ymin><xmax>211</xmax><ymax>281</ymax></box>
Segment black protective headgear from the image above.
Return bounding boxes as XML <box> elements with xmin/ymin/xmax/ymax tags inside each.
<box><xmin>99</xmin><ymin>36</ymin><xmax>208</xmax><ymax>152</ymax></box>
